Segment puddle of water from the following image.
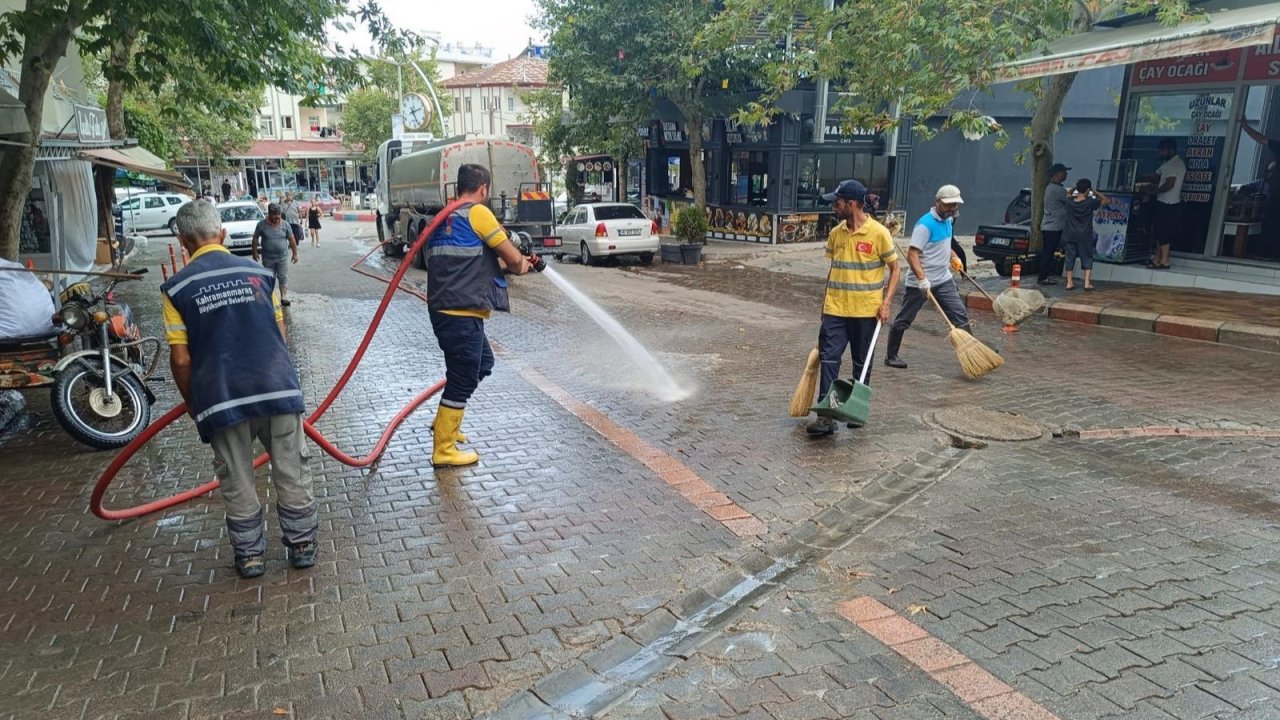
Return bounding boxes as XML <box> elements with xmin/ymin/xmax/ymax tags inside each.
<box><xmin>541</xmin><ymin>266</ymin><xmax>692</xmax><ymax>403</ymax></box>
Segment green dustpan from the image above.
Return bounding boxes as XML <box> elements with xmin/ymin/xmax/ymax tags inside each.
<box><xmin>810</xmin><ymin>320</ymin><xmax>881</xmax><ymax>428</ymax></box>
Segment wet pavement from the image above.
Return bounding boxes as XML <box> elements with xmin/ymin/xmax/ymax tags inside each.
<box><xmin>2</xmin><ymin>223</ymin><xmax>1280</xmax><ymax>719</ymax></box>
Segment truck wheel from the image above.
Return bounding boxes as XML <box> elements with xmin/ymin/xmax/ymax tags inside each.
<box><xmin>376</xmin><ymin>211</ymin><xmax>387</xmax><ymax>246</ymax></box>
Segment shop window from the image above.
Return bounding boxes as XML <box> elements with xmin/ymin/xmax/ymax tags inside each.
<box><xmin>1121</xmin><ymin>91</ymin><xmax>1233</xmax><ymax>255</ymax></box>
<box><xmin>1222</xmin><ymin>84</ymin><xmax>1280</xmax><ymax>262</ymax></box>
<box><xmin>20</xmin><ymin>191</ymin><xmax>50</xmax><ymax>255</ymax></box>
<box><xmin>796</xmin><ymin>152</ymin><xmax>892</xmax><ymax>212</ymax></box>
<box><xmin>729</xmin><ymin>151</ymin><xmax>770</xmax><ymax>206</ymax></box>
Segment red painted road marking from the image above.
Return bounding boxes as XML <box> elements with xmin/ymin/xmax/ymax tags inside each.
<box><xmin>518</xmin><ymin>366</ymin><xmax>766</xmax><ymax>538</ymax></box>
<box><xmin>837</xmin><ymin>597</ymin><xmax>1061</xmax><ymax>720</ymax></box>
<box><xmin>1076</xmin><ymin>426</ymin><xmax>1280</xmax><ymax>440</ymax></box>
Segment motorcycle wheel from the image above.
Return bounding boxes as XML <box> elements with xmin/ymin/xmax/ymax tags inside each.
<box><xmin>51</xmin><ymin>362</ymin><xmax>151</xmax><ymax>450</ymax></box>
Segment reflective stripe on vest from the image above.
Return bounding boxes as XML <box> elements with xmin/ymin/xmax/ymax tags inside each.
<box><xmin>828</xmin><ymin>279</ymin><xmax>887</xmax><ymax>292</ymax></box>
<box><xmin>195</xmin><ymin>389</ymin><xmax>305</xmax><ymax>424</ymax></box>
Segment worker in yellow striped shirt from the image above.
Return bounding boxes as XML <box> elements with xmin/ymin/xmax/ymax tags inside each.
<box><xmin>808</xmin><ymin>180</ymin><xmax>901</xmax><ymax>437</ymax></box>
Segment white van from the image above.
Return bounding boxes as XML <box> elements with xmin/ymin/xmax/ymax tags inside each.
<box><xmin>117</xmin><ymin>192</ymin><xmax>188</xmax><ymax>235</ymax></box>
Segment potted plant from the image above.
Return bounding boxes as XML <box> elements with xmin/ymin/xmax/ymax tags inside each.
<box><xmin>666</xmin><ymin>205</ymin><xmax>707</xmax><ymax>264</ymax></box>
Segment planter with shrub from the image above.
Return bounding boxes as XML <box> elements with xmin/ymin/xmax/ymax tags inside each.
<box><xmin>662</xmin><ymin>206</ymin><xmax>707</xmax><ymax>265</ymax></box>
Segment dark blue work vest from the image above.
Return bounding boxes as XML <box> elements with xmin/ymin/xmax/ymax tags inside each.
<box><xmin>161</xmin><ymin>249</ymin><xmax>304</xmax><ymax>442</ymax></box>
<box><xmin>425</xmin><ymin>202</ymin><xmax>509</xmax><ymax>313</ymax></box>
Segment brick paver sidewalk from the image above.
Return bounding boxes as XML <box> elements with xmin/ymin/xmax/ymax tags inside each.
<box><xmin>1</xmin><ymin>232</ymin><xmax>1278</xmax><ymax>719</ymax></box>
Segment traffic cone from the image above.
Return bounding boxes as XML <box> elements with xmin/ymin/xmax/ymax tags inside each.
<box><xmin>1003</xmin><ymin>264</ymin><xmax>1021</xmax><ymax>334</ymax></box>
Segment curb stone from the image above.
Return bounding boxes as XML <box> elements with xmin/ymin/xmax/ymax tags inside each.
<box><xmin>958</xmin><ymin>288</ymin><xmax>1275</xmax><ymax>354</ymax></box>
<box><xmin>333</xmin><ymin>211</ymin><xmax>375</xmax><ymax>222</ymax></box>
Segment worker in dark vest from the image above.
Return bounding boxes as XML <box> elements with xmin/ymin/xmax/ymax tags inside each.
<box><xmin>426</xmin><ymin>163</ymin><xmax>531</xmax><ymax>467</ymax></box>
<box><xmin>161</xmin><ymin>199</ymin><xmax>314</xmax><ymax>579</ymax></box>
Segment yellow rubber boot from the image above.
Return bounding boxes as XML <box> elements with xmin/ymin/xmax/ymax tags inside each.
<box><xmin>429</xmin><ymin>421</ymin><xmax>468</xmax><ymax>444</ymax></box>
<box><xmin>432</xmin><ymin>406</ymin><xmax>479</xmax><ymax>467</ymax></box>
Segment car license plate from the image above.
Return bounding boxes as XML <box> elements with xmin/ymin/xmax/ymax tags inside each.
<box><xmin>618</xmin><ymin>228</ymin><xmax>641</xmax><ymax>237</ymax></box>
<box><xmin>990</xmin><ymin>237</ymin><xmax>1011</xmax><ymax>247</ymax></box>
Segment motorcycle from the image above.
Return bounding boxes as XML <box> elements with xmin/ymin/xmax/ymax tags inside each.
<box><xmin>0</xmin><ymin>269</ymin><xmax>159</xmax><ymax>449</ymax></box>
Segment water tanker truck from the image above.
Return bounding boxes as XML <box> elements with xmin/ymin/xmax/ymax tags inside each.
<box><xmin>373</xmin><ymin>136</ymin><xmax>561</xmax><ymax>266</ymax></box>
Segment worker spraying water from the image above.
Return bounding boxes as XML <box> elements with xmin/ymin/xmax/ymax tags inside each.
<box><xmin>424</xmin><ymin>164</ymin><xmax>535</xmax><ymax>468</ymax></box>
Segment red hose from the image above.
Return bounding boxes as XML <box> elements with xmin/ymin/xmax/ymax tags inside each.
<box><xmin>91</xmin><ymin>201</ymin><xmax>467</xmax><ymax>521</ymax></box>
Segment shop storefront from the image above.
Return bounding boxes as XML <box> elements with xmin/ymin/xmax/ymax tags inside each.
<box><xmin>1000</xmin><ymin>3</ymin><xmax>1280</xmax><ymax>294</ymax></box>
<box><xmin>642</xmin><ymin>104</ymin><xmax>906</xmax><ymax>245</ymax></box>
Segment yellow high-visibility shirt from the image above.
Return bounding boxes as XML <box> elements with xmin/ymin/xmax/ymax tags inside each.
<box><xmin>822</xmin><ymin>217</ymin><xmax>897</xmax><ymax>318</ymax></box>
<box><xmin>441</xmin><ymin>204</ymin><xmax>511</xmax><ymax>320</ymax></box>
<box><xmin>162</xmin><ymin>244</ymin><xmax>283</xmax><ymax>345</ymax></box>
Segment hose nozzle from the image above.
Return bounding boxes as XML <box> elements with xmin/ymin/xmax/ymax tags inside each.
<box><xmin>528</xmin><ymin>253</ymin><xmax>546</xmax><ymax>273</ymax></box>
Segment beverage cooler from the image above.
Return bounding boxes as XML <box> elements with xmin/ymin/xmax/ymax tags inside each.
<box><xmin>1093</xmin><ymin>159</ymin><xmax>1153</xmax><ymax>264</ymax></box>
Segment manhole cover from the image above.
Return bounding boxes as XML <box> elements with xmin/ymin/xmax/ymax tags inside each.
<box><xmin>927</xmin><ymin>407</ymin><xmax>1043</xmax><ymax>442</ymax></box>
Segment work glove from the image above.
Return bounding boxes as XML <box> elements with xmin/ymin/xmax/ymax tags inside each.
<box><xmin>950</xmin><ymin>257</ymin><xmax>964</xmax><ymax>273</ymax></box>
<box><xmin>916</xmin><ymin>277</ymin><xmax>932</xmax><ymax>293</ymax></box>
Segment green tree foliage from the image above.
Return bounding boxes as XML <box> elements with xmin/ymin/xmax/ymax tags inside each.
<box><xmin>714</xmin><ymin>0</ymin><xmax>1195</xmax><ymax>249</ymax></box>
<box><xmin>0</xmin><ymin>0</ymin><xmax>409</xmax><ymax>259</ymax></box>
<box><xmin>340</xmin><ymin>88</ymin><xmax>400</xmax><ymax>160</ymax></box>
<box><xmin>534</xmin><ymin>0</ymin><xmax>767</xmax><ymax>209</ymax></box>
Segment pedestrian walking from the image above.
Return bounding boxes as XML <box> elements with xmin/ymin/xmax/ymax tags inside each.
<box><xmin>885</xmin><ymin>185</ymin><xmax>972</xmax><ymax>370</ymax></box>
<box><xmin>1038</xmin><ymin>163</ymin><xmax>1070</xmax><ymax>285</ymax></box>
<box><xmin>252</xmin><ymin>203</ymin><xmax>299</xmax><ymax>307</ymax></box>
<box><xmin>1141</xmin><ymin>137</ymin><xmax>1184</xmax><ymax>269</ymax></box>
<box><xmin>281</xmin><ymin>192</ymin><xmax>305</xmax><ymax>248</ymax></box>
<box><xmin>1063</xmin><ymin>179</ymin><xmax>1109</xmax><ymax>291</ymax></box>
<box><xmin>161</xmin><ymin>199</ymin><xmax>314</xmax><ymax>579</ymax></box>
<box><xmin>256</xmin><ymin>194</ymin><xmax>269</xmax><ymax>214</ymax></box>
<box><xmin>806</xmin><ymin>179</ymin><xmax>901</xmax><ymax>437</ymax></box>
<box><xmin>307</xmin><ymin>204</ymin><xmax>322</xmax><ymax>247</ymax></box>
<box><xmin>221</xmin><ymin>179</ymin><xmax>232</xmax><ymax>203</ymax></box>
<box><xmin>426</xmin><ymin>163</ymin><xmax>531</xmax><ymax>466</ymax></box>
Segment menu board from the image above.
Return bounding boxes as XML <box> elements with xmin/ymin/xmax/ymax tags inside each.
<box><xmin>1183</xmin><ymin>93</ymin><xmax>1230</xmax><ymax>205</ymax></box>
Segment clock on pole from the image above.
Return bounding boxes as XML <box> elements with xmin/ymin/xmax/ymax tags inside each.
<box><xmin>400</xmin><ymin>92</ymin><xmax>432</xmax><ymax>131</ymax></box>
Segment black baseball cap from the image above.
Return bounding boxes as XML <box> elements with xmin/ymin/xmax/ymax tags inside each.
<box><xmin>820</xmin><ymin>179</ymin><xmax>868</xmax><ymax>203</ymax></box>
<box><xmin>1049</xmin><ymin>163</ymin><xmax>1071</xmax><ymax>174</ymax></box>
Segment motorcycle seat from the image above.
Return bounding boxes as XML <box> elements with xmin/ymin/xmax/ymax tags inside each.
<box><xmin>0</xmin><ymin>329</ymin><xmax>61</xmax><ymax>352</ymax></box>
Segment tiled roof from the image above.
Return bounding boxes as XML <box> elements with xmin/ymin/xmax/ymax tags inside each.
<box><xmin>440</xmin><ymin>57</ymin><xmax>550</xmax><ymax>89</ymax></box>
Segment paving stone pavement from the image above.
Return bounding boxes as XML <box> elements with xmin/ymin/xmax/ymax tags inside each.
<box><xmin>1</xmin><ymin>227</ymin><xmax>1279</xmax><ymax>719</ymax></box>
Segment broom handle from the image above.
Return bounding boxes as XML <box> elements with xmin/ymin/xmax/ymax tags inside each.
<box><xmin>857</xmin><ymin>320</ymin><xmax>882</xmax><ymax>385</ymax></box>
<box><xmin>958</xmin><ymin>268</ymin><xmax>995</xmax><ymax>303</ymax></box>
<box><xmin>926</xmin><ymin>289</ymin><xmax>958</xmax><ymax>332</ymax></box>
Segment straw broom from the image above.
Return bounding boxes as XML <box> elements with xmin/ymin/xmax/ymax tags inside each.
<box><xmin>789</xmin><ymin>347</ymin><xmax>821</xmax><ymax>417</ymax></box>
<box><xmin>926</xmin><ymin>290</ymin><xmax>1003</xmax><ymax>379</ymax></box>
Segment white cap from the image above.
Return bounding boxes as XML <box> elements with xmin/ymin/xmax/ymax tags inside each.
<box><xmin>936</xmin><ymin>185</ymin><xmax>964</xmax><ymax>204</ymax></box>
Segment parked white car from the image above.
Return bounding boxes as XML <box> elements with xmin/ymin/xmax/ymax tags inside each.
<box><xmin>217</xmin><ymin>201</ymin><xmax>265</xmax><ymax>255</ymax></box>
<box><xmin>557</xmin><ymin>203</ymin><xmax>658</xmax><ymax>266</ymax></box>
<box><xmin>117</xmin><ymin>192</ymin><xmax>188</xmax><ymax>235</ymax></box>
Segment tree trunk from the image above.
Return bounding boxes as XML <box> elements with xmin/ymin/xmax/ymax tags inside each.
<box><xmin>1028</xmin><ymin>71</ymin><xmax>1076</xmax><ymax>253</ymax></box>
<box><xmin>0</xmin><ymin>6</ymin><xmax>84</xmax><ymax>260</ymax></box>
<box><xmin>105</xmin><ymin>31</ymin><xmax>137</xmax><ymax>141</ymax></box>
<box><xmin>687</xmin><ymin>109</ymin><xmax>706</xmax><ymax>210</ymax></box>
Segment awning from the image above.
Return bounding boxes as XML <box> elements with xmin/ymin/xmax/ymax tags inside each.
<box><xmin>998</xmin><ymin>3</ymin><xmax>1280</xmax><ymax>81</ymax></box>
<box><xmin>77</xmin><ymin>146</ymin><xmax>193</xmax><ymax>191</ymax></box>
<box><xmin>0</xmin><ymin>85</ymin><xmax>30</xmax><ymax>137</ymax></box>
